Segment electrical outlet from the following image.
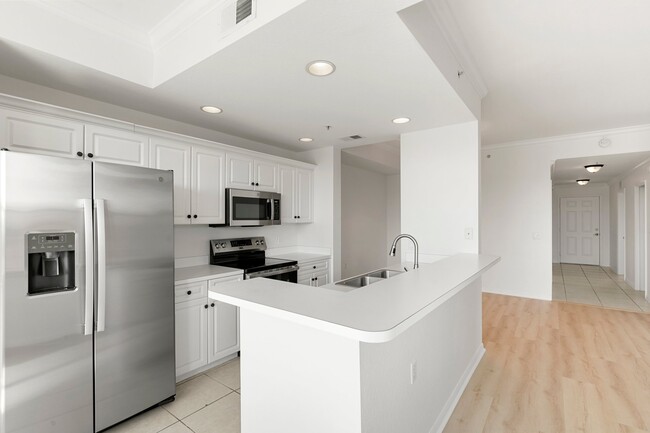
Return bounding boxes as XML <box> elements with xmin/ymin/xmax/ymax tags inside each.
<box><xmin>410</xmin><ymin>361</ymin><xmax>417</xmax><ymax>384</ymax></box>
<box><xmin>464</xmin><ymin>227</ymin><xmax>473</xmax><ymax>240</ymax></box>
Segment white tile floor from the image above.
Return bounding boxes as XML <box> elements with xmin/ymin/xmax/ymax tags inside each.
<box><xmin>553</xmin><ymin>263</ymin><xmax>650</xmax><ymax>312</ymax></box>
<box><xmin>105</xmin><ymin>358</ymin><xmax>241</xmax><ymax>433</ymax></box>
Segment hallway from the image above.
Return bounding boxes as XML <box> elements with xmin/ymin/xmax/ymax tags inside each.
<box><xmin>553</xmin><ymin>263</ymin><xmax>650</xmax><ymax>312</ymax></box>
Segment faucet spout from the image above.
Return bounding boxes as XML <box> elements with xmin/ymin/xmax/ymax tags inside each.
<box><xmin>388</xmin><ymin>234</ymin><xmax>419</xmax><ymax>269</ymax></box>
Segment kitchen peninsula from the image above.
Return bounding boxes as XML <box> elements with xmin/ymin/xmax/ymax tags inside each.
<box><xmin>209</xmin><ymin>253</ymin><xmax>499</xmax><ymax>433</ymax></box>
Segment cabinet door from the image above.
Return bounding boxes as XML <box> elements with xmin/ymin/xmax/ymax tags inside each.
<box><xmin>208</xmin><ymin>276</ymin><xmax>242</xmax><ymax>363</ymax></box>
<box><xmin>312</xmin><ymin>271</ymin><xmax>330</xmax><ymax>287</ymax></box>
<box><xmin>175</xmin><ymin>298</ymin><xmax>208</xmax><ymax>378</ymax></box>
<box><xmin>255</xmin><ymin>160</ymin><xmax>278</xmax><ymax>192</ymax></box>
<box><xmin>298</xmin><ymin>275</ymin><xmax>313</xmax><ymax>286</ymax></box>
<box><xmin>85</xmin><ymin>125</ymin><xmax>149</xmax><ymax>167</ymax></box>
<box><xmin>278</xmin><ymin>165</ymin><xmax>297</xmax><ymax>223</ymax></box>
<box><xmin>226</xmin><ymin>152</ymin><xmax>255</xmax><ymax>190</ymax></box>
<box><xmin>150</xmin><ymin>138</ymin><xmax>192</xmax><ymax>225</ymax></box>
<box><xmin>192</xmin><ymin>146</ymin><xmax>226</xmax><ymax>224</ymax></box>
<box><xmin>296</xmin><ymin>168</ymin><xmax>314</xmax><ymax>222</ymax></box>
<box><xmin>0</xmin><ymin>108</ymin><xmax>84</xmax><ymax>158</ymax></box>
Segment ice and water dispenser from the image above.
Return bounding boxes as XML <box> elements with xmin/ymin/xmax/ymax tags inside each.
<box><xmin>26</xmin><ymin>232</ymin><xmax>76</xmax><ymax>295</ymax></box>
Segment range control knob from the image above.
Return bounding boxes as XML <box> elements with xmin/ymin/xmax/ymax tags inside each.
<box><xmin>260</xmin><ymin>240</ymin><xmax>264</xmax><ymax>244</ymax></box>
<box><xmin>215</xmin><ymin>244</ymin><xmax>220</xmax><ymax>249</ymax></box>
<box><xmin>255</xmin><ymin>240</ymin><xmax>260</xmax><ymax>245</ymax></box>
<box><xmin>221</xmin><ymin>242</ymin><xmax>226</xmax><ymax>248</ymax></box>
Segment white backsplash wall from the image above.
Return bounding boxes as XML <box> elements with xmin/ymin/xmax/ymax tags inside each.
<box><xmin>174</xmin><ymin>224</ymin><xmax>300</xmax><ymax>260</ymax></box>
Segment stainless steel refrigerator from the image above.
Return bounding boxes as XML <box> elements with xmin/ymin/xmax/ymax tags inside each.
<box><xmin>0</xmin><ymin>151</ymin><xmax>176</xmax><ymax>433</ymax></box>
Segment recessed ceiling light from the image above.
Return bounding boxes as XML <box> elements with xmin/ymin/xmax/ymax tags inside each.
<box><xmin>306</xmin><ymin>60</ymin><xmax>336</xmax><ymax>77</ymax></box>
<box><xmin>585</xmin><ymin>164</ymin><xmax>604</xmax><ymax>173</ymax></box>
<box><xmin>576</xmin><ymin>179</ymin><xmax>590</xmax><ymax>186</ymax></box>
<box><xmin>201</xmin><ymin>106</ymin><xmax>222</xmax><ymax>114</ymax></box>
<box><xmin>392</xmin><ymin>117</ymin><xmax>411</xmax><ymax>124</ymax></box>
<box><xmin>299</xmin><ymin>137</ymin><xmax>313</xmax><ymax>143</ymax></box>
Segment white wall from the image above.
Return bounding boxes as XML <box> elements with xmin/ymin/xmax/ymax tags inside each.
<box><xmin>552</xmin><ymin>183</ymin><xmax>610</xmax><ymax>266</ymax></box>
<box><xmin>610</xmin><ymin>158</ymin><xmax>650</xmax><ymax>293</ymax></box>
<box><xmin>341</xmin><ymin>164</ymin><xmax>388</xmax><ymax>278</ymax></box>
<box><xmin>401</xmin><ymin>121</ymin><xmax>480</xmax><ymax>263</ymax></box>
<box><xmin>481</xmin><ymin>125</ymin><xmax>650</xmax><ymax>300</ymax></box>
<box><xmin>386</xmin><ymin>174</ymin><xmax>401</xmax><ymax>268</ymax></box>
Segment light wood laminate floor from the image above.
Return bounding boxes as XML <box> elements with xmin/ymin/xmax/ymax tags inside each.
<box><xmin>444</xmin><ymin>293</ymin><xmax>650</xmax><ymax>433</ymax></box>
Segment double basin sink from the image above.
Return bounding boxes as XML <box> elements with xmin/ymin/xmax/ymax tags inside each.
<box><xmin>335</xmin><ymin>268</ymin><xmax>405</xmax><ymax>289</ymax></box>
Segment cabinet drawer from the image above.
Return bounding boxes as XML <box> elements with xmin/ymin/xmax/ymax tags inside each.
<box><xmin>300</xmin><ymin>260</ymin><xmax>329</xmax><ymax>274</ymax></box>
<box><xmin>175</xmin><ymin>281</ymin><xmax>207</xmax><ymax>303</ymax></box>
<box><xmin>208</xmin><ymin>274</ymin><xmax>244</xmax><ymax>289</ymax></box>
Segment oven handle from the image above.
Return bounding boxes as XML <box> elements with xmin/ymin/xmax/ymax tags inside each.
<box><xmin>246</xmin><ymin>264</ymin><xmax>300</xmax><ymax>279</ymax></box>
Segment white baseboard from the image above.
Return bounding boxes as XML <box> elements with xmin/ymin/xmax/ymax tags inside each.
<box><xmin>429</xmin><ymin>344</ymin><xmax>486</xmax><ymax>433</ymax></box>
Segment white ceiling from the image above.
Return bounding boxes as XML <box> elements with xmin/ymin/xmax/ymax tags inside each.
<box><xmin>0</xmin><ymin>0</ymin><xmax>474</xmax><ymax>152</ymax></box>
<box><xmin>552</xmin><ymin>152</ymin><xmax>650</xmax><ymax>185</ymax></box>
<box><xmin>447</xmin><ymin>0</ymin><xmax>650</xmax><ymax>146</ymax></box>
<box><xmin>342</xmin><ymin>141</ymin><xmax>400</xmax><ymax>175</ymax></box>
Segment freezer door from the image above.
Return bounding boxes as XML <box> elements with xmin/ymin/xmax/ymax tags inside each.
<box><xmin>93</xmin><ymin>162</ymin><xmax>175</xmax><ymax>431</ymax></box>
<box><xmin>0</xmin><ymin>152</ymin><xmax>94</xmax><ymax>433</ymax></box>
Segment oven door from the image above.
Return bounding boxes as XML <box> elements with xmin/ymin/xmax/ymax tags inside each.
<box><xmin>245</xmin><ymin>265</ymin><xmax>299</xmax><ymax>283</ymax></box>
<box><xmin>227</xmin><ymin>189</ymin><xmax>280</xmax><ymax>226</ymax></box>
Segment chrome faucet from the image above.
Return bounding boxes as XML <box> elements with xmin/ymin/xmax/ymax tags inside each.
<box><xmin>389</xmin><ymin>234</ymin><xmax>419</xmax><ymax>269</ymax></box>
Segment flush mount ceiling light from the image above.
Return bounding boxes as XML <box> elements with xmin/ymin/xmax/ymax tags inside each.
<box><xmin>392</xmin><ymin>117</ymin><xmax>411</xmax><ymax>124</ymax></box>
<box><xmin>576</xmin><ymin>179</ymin><xmax>590</xmax><ymax>186</ymax></box>
<box><xmin>306</xmin><ymin>60</ymin><xmax>336</xmax><ymax>77</ymax></box>
<box><xmin>299</xmin><ymin>137</ymin><xmax>313</xmax><ymax>143</ymax></box>
<box><xmin>585</xmin><ymin>164</ymin><xmax>604</xmax><ymax>173</ymax></box>
<box><xmin>200</xmin><ymin>106</ymin><xmax>222</xmax><ymax>114</ymax></box>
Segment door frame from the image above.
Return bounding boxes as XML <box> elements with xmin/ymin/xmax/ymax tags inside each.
<box><xmin>634</xmin><ymin>182</ymin><xmax>648</xmax><ymax>294</ymax></box>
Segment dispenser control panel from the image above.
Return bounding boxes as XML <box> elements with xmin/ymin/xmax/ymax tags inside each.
<box><xmin>27</xmin><ymin>232</ymin><xmax>75</xmax><ymax>253</ymax></box>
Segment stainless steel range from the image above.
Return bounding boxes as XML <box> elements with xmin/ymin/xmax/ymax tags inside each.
<box><xmin>209</xmin><ymin>237</ymin><xmax>299</xmax><ymax>282</ymax></box>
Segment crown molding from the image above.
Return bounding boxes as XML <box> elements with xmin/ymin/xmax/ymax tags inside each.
<box><xmin>482</xmin><ymin>124</ymin><xmax>650</xmax><ymax>151</ymax></box>
<box><xmin>423</xmin><ymin>0</ymin><xmax>488</xmax><ymax>99</ymax></box>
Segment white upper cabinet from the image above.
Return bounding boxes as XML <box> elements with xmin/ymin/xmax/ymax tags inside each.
<box><xmin>296</xmin><ymin>169</ymin><xmax>313</xmax><ymax>223</ymax></box>
<box><xmin>150</xmin><ymin>138</ymin><xmax>192</xmax><ymax>225</ymax></box>
<box><xmin>279</xmin><ymin>165</ymin><xmax>313</xmax><ymax>223</ymax></box>
<box><xmin>150</xmin><ymin>139</ymin><xmax>225</xmax><ymax>225</ymax></box>
<box><xmin>226</xmin><ymin>153</ymin><xmax>255</xmax><ymax>190</ymax></box>
<box><xmin>0</xmin><ymin>108</ymin><xmax>84</xmax><ymax>159</ymax></box>
<box><xmin>192</xmin><ymin>146</ymin><xmax>226</xmax><ymax>225</ymax></box>
<box><xmin>85</xmin><ymin>125</ymin><xmax>149</xmax><ymax>167</ymax></box>
<box><xmin>227</xmin><ymin>152</ymin><xmax>279</xmax><ymax>192</ymax></box>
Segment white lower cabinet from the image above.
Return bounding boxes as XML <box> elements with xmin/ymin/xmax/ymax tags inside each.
<box><xmin>297</xmin><ymin>258</ymin><xmax>330</xmax><ymax>287</ymax></box>
<box><xmin>175</xmin><ymin>274</ymin><xmax>242</xmax><ymax>379</ymax></box>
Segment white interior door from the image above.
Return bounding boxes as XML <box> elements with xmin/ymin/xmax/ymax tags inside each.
<box><xmin>560</xmin><ymin>197</ymin><xmax>600</xmax><ymax>265</ymax></box>
<box><xmin>618</xmin><ymin>190</ymin><xmax>625</xmax><ymax>276</ymax></box>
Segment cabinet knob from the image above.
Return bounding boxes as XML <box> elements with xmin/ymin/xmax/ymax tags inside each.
<box><xmin>193</xmin><ymin>215</ymin><xmax>198</xmax><ymax>219</ymax></box>
<box><xmin>313</xmin><ymin>265</ymin><xmax>316</xmax><ymax>269</ymax></box>
<box><xmin>187</xmin><ymin>290</ymin><xmax>192</xmax><ymax>295</ymax></box>
<box><xmin>256</xmin><ymin>182</ymin><xmax>259</xmax><ymax>186</ymax></box>
<box><xmin>87</xmin><ymin>153</ymin><xmax>94</xmax><ymax>158</ymax></box>
<box><xmin>297</xmin><ymin>216</ymin><xmax>301</xmax><ymax>219</ymax></box>
<box><xmin>76</xmin><ymin>151</ymin><xmax>83</xmax><ymax>157</ymax></box>
<box><xmin>187</xmin><ymin>214</ymin><xmax>191</xmax><ymax>219</ymax></box>
<box><xmin>251</xmin><ymin>182</ymin><xmax>255</xmax><ymax>186</ymax></box>
<box><xmin>204</xmin><ymin>304</ymin><xmax>208</xmax><ymax>309</ymax></box>
<box><xmin>211</xmin><ymin>303</ymin><xmax>215</xmax><ymax>307</ymax></box>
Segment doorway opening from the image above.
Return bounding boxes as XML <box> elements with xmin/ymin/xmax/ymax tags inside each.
<box><xmin>551</xmin><ymin>152</ymin><xmax>650</xmax><ymax>312</ymax></box>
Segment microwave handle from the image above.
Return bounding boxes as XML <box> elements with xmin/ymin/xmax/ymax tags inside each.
<box><xmin>266</xmin><ymin>198</ymin><xmax>272</xmax><ymax>220</ymax></box>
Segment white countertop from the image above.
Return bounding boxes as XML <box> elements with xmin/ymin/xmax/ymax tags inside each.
<box><xmin>175</xmin><ymin>265</ymin><xmax>243</xmax><ymax>284</ymax></box>
<box><xmin>268</xmin><ymin>252</ymin><xmax>331</xmax><ymax>263</ymax></box>
<box><xmin>209</xmin><ymin>254</ymin><xmax>499</xmax><ymax>342</ymax></box>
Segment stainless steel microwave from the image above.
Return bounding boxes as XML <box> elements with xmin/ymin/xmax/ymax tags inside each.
<box><xmin>225</xmin><ymin>188</ymin><xmax>281</xmax><ymax>226</ymax></box>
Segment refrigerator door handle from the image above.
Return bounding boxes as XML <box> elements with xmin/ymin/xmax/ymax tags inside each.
<box><xmin>83</xmin><ymin>199</ymin><xmax>94</xmax><ymax>336</ymax></box>
<box><xmin>96</xmin><ymin>199</ymin><xmax>107</xmax><ymax>333</ymax></box>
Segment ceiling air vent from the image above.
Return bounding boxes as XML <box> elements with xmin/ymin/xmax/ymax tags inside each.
<box><xmin>236</xmin><ymin>0</ymin><xmax>253</xmax><ymax>24</ymax></box>
<box><xmin>340</xmin><ymin>135</ymin><xmax>365</xmax><ymax>141</ymax></box>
